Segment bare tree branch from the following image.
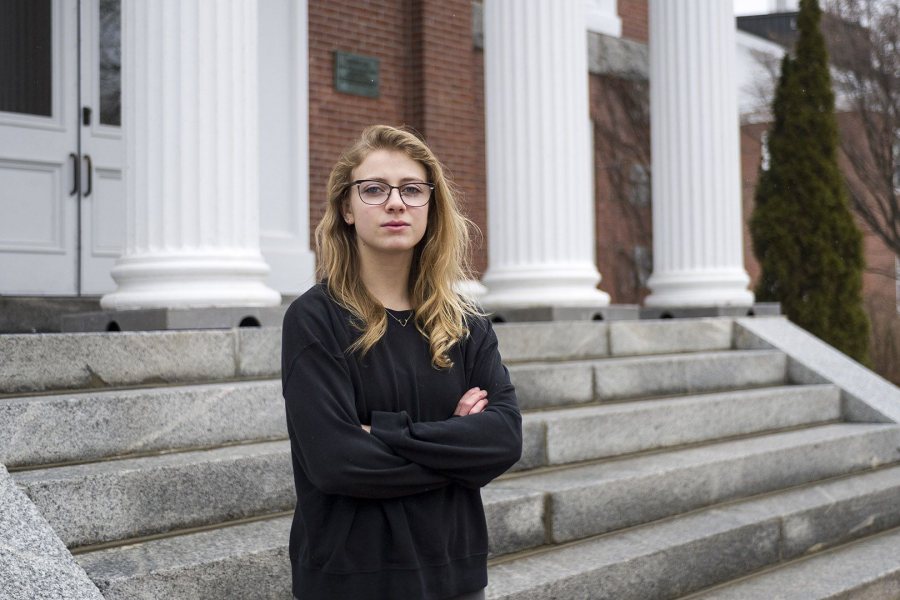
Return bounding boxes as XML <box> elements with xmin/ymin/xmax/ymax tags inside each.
<box><xmin>822</xmin><ymin>0</ymin><xmax>900</xmax><ymax>259</ymax></box>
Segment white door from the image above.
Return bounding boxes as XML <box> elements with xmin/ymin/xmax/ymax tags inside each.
<box><xmin>79</xmin><ymin>0</ymin><xmax>124</xmax><ymax>294</ymax></box>
<box><xmin>0</xmin><ymin>0</ymin><xmax>124</xmax><ymax>296</ymax></box>
<box><xmin>0</xmin><ymin>0</ymin><xmax>79</xmax><ymax>294</ymax></box>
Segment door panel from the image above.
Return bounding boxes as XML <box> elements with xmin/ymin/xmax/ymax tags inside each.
<box><xmin>0</xmin><ymin>0</ymin><xmax>78</xmax><ymax>294</ymax></box>
<box><xmin>80</xmin><ymin>0</ymin><xmax>124</xmax><ymax>294</ymax></box>
<box><xmin>0</xmin><ymin>159</ymin><xmax>66</xmax><ymax>251</ymax></box>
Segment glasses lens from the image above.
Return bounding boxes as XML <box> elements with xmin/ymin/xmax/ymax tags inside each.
<box><xmin>399</xmin><ymin>183</ymin><xmax>431</xmax><ymax>206</ymax></box>
<box><xmin>358</xmin><ymin>182</ymin><xmax>389</xmax><ymax>205</ymax></box>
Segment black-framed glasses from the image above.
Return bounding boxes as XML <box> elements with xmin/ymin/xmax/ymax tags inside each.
<box><xmin>350</xmin><ymin>179</ymin><xmax>434</xmax><ymax>207</ymax></box>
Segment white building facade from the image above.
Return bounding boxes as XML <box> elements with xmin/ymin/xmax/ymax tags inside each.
<box><xmin>0</xmin><ymin>0</ymin><xmax>755</xmax><ymax>314</ymax></box>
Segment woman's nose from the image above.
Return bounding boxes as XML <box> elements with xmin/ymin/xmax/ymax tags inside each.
<box><xmin>384</xmin><ymin>188</ymin><xmax>405</xmax><ymax>210</ymax></box>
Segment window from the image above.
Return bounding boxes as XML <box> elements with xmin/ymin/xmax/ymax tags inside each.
<box><xmin>629</xmin><ymin>164</ymin><xmax>650</xmax><ymax>206</ymax></box>
<box><xmin>634</xmin><ymin>245</ymin><xmax>652</xmax><ymax>287</ymax></box>
<box><xmin>760</xmin><ymin>130</ymin><xmax>771</xmax><ymax>171</ymax></box>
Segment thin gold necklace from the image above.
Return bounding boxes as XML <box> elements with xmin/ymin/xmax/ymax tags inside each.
<box><xmin>386</xmin><ymin>308</ymin><xmax>413</xmax><ymax>327</ymax></box>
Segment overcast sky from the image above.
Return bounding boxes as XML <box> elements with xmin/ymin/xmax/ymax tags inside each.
<box><xmin>734</xmin><ymin>0</ymin><xmax>790</xmax><ymax>15</ymax></box>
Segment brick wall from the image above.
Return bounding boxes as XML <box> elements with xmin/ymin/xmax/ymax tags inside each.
<box><xmin>308</xmin><ymin>0</ymin><xmax>412</xmax><ymax>252</ymax></box>
<box><xmin>416</xmin><ymin>0</ymin><xmax>487</xmax><ymax>276</ymax></box>
<box><xmin>590</xmin><ymin>74</ymin><xmax>653</xmax><ymax>304</ymax></box>
<box><xmin>308</xmin><ymin>0</ymin><xmax>650</xmax><ymax>280</ymax></box>
<box><xmin>307</xmin><ymin>0</ymin><xmax>486</xmax><ymax>275</ymax></box>
<box><xmin>618</xmin><ymin>0</ymin><xmax>649</xmax><ymax>43</ymax></box>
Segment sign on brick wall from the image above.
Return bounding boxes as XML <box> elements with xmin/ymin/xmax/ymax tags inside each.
<box><xmin>334</xmin><ymin>51</ymin><xmax>380</xmax><ymax>98</ymax></box>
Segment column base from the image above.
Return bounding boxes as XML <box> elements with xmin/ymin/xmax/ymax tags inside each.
<box><xmin>101</xmin><ymin>252</ymin><xmax>282</xmax><ymax>310</ymax></box>
<box><xmin>640</xmin><ymin>302</ymin><xmax>781</xmax><ymax>320</ymax></box>
<box><xmin>644</xmin><ymin>269</ymin><xmax>755</xmax><ymax>307</ymax></box>
<box><xmin>479</xmin><ymin>264</ymin><xmax>612</xmax><ymax>309</ymax></box>
<box><xmin>455</xmin><ymin>278</ymin><xmax>489</xmax><ymax>302</ymax></box>
<box><xmin>61</xmin><ymin>305</ymin><xmax>287</xmax><ymax>332</ymax></box>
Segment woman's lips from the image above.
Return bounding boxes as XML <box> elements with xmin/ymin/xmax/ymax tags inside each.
<box><xmin>382</xmin><ymin>222</ymin><xmax>409</xmax><ymax>230</ymax></box>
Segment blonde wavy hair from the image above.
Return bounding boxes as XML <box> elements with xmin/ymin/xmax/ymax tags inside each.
<box><xmin>314</xmin><ymin>124</ymin><xmax>483</xmax><ymax>369</ymax></box>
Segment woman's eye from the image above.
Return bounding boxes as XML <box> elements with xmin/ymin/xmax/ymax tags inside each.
<box><xmin>362</xmin><ymin>185</ymin><xmax>386</xmax><ymax>195</ymax></box>
<box><xmin>401</xmin><ymin>185</ymin><xmax>423</xmax><ymax>196</ymax></box>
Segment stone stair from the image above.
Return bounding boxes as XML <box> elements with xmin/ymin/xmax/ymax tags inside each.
<box><xmin>2</xmin><ymin>316</ymin><xmax>899</xmax><ymax>599</ymax></box>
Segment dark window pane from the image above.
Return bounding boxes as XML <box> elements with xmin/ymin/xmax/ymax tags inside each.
<box><xmin>0</xmin><ymin>0</ymin><xmax>53</xmax><ymax>117</ymax></box>
<box><xmin>99</xmin><ymin>0</ymin><xmax>121</xmax><ymax>126</ymax></box>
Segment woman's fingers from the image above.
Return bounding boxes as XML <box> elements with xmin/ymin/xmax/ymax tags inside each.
<box><xmin>454</xmin><ymin>387</ymin><xmax>489</xmax><ymax>416</ymax></box>
<box><xmin>468</xmin><ymin>397</ymin><xmax>489</xmax><ymax>415</ymax></box>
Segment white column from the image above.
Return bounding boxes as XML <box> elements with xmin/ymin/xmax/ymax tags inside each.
<box><xmin>481</xmin><ymin>0</ymin><xmax>610</xmax><ymax>308</ymax></box>
<box><xmin>101</xmin><ymin>0</ymin><xmax>280</xmax><ymax>310</ymax></box>
<box><xmin>644</xmin><ymin>0</ymin><xmax>754</xmax><ymax>307</ymax></box>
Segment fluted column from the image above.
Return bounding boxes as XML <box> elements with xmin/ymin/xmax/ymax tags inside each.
<box><xmin>480</xmin><ymin>0</ymin><xmax>609</xmax><ymax>309</ymax></box>
<box><xmin>101</xmin><ymin>0</ymin><xmax>280</xmax><ymax>309</ymax></box>
<box><xmin>644</xmin><ymin>0</ymin><xmax>754</xmax><ymax>307</ymax></box>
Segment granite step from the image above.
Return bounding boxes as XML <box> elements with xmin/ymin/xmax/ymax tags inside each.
<box><xmin>496</xmin><ymin>423</ymin><xmax>900</xmax><ymax>544</ymax></box>
<box><xmin>0</xmin><ymin>380</ymin><xmax>286</xmax><ymax>468</ymax></box>
<box><xmin>0</xmin><ymin>327</ymin><xmax>280</xmax><ymax>395</ymax></box>
<box><xmin>76</xmin><ymin>516</ymin><xmax>294</xmax><ymax>600</ymax></box>
<box><xmin>509</xmin><ymin>349</ymin><xmax>787</xmax><ymax>410</ymax></box>
<box><xmin>685</xmin><ymin>525</ymin><xmax>900</xmax><ymax>599</ymax></box>
<box><xmin>14</xmin><ymin>422</ymin><xmax>893</xmax><ymax>553</ymax></box>
<box><xmin>73</xmin><ymin>487</ymin><xmax>548</xmax><ymax>600</ymax></box>
<box><xmin>486</xmin><ymin>463</ymin><xmax>900</xmax><ymax>600</ymax></box>
<box><xmin>494</xmin><ymin>317</ymin><xmax>734</xmax><ymax>364</ymax></box>
<box><xmin>11</xmin><ymin>441</ymin><xmax>294</xmax><ymax>549</ymax></box>
<box><xmin>0</xmin><ymin>317</ymin><xmax>738</xmax><ymax>395</ymax></box>
<box><xmin>514</xmin><ymin>384</ymin><xmax>841</xmax><ymax>471</ymax></box>
<box><xmin>74</xmin><ymin>462</ymin><xmax>900</xmax><ymax>600</ymax></box>
<box><xmin>1</xmin><ymin>379</ymin><xmax>836</xmax><ymax>473</ymax></box>
<box><xmin>9</xmin><ymin>438</ymin><xmax>547</xmax><ymax>555</ymax></box>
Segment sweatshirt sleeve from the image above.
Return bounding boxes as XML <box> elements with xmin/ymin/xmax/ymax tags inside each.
<box><xmin>369</xmin><ymin>318</ymin><xmax>523</xmax><ymax>488</ymax></box>
<box><xmin>282</xmin><ymin>311</ymin><xmax>451</xmax><ymax>499</ymax></box>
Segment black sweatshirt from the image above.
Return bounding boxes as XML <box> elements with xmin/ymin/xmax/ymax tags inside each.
<box><xmin>281</xmin><ymin>282</ymin><xmax>523</xmax><ymax>600</ymax></box>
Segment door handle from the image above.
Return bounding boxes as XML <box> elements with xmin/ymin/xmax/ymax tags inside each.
<box><xmin>69</xmin><ymin>152</ymin><xmax>79</xmax><ymax>196</ymax></box>
<box><xmin>83</xmin><ymin>155</ymin><xmax>93</xmax><ymax>197</ymax></box>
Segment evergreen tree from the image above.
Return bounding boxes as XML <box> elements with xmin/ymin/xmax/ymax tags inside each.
<box><xmin>750</xmin><ymin>0</ymin><xmax>870</xmax><ymax>363</ymax></box>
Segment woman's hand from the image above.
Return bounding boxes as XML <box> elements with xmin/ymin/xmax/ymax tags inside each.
<box><xmin>361</xmin><ymin>387</ymin><xmax>488</xmax><ymax>432</ymax></box>
<box><xmin>454</xmin><ymin>387</ymin><xmax>489</xmax><ymax>416</ymax></box>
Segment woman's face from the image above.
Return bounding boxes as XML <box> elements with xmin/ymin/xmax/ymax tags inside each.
<box><xmin>344</xmin><ymin>149</ymin><xmax>431</xmax><ymax>260</ymax></box>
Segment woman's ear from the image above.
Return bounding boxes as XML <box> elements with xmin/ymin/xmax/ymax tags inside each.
<box><xmin>341</xmin><ymin>200</ymin><xmax>354</xmax><ymax>225</ymax></box>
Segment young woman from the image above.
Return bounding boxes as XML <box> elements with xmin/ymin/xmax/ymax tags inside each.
<box><xmin>281</xmin><ymin>125</ymin><xmax>523</xmax><ymax>600</ymax></box>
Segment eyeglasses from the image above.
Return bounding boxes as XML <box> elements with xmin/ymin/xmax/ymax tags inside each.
<box><xmin>350</xmin><ymin>180</ymin><xmax>434</xmax><ymax>207</ymax></box>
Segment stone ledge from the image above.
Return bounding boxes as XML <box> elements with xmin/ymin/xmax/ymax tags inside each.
<box><xmin>734</xmin><ymin>316</ymin><xmax>900</xmax><ymax>424</ymax></box>
<box><xmin>488</xmin><ymin>304</ymin><xmax>639</xmax><ymax>323</ymax></box>
<box><xmin>640</xmin><ymin>302</ymin><xmax>781</xmax><ymax>320</ymax></box>
<box><xmin>60</xmin><ymin>306</ymin><xmax>286</xmax><ymax>332</ymax></box>
<box><xmin>0</xmin><ymin>464</ymin><xmax>104</xmax><ymax>600</ymax></box>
